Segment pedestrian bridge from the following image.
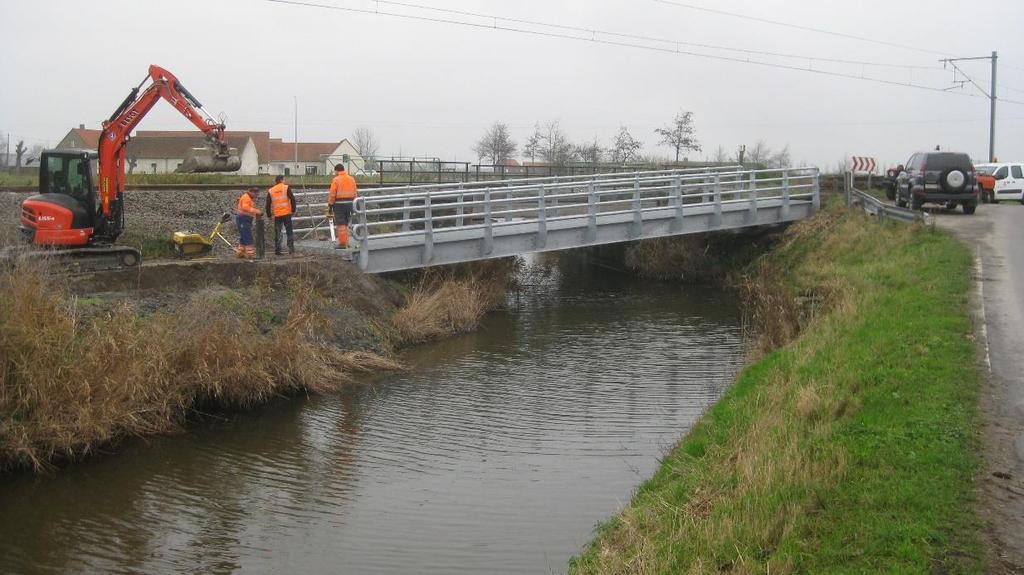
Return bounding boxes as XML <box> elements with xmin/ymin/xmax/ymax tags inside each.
<box><xmin>293</xmin><ymin>166</ymin><xmax>820</xmax><ymax>273</ymax></box>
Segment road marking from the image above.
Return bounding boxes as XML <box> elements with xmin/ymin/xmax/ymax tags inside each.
<box><xmin>975</xmin><ymin>247</ymin><xmax>992</xmax><ymax>373</ymax></box>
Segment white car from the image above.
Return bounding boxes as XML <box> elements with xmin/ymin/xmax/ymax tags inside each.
<box><xmin>976</xmin><ymin>163</ymin><xmax>1024</xmax><ymax>203</ymax></box>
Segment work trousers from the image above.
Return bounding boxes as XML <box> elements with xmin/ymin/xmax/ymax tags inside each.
<box><xmin>254</xmin><ymin>217</ymin><xmax>266</xmax><ymax>259</ymax></box>
<box><xmin>332</xmin><ymin>201</ymin><xmax>354</xmax><ymax>247</ymax></box>
<box><xmin>274</xmin><ymin>215</ymin><xmax>295</xmax><ymax>254</ymax></box>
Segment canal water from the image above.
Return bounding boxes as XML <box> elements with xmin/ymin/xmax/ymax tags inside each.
<box><xmin>1</xmin><ymin>257</ymin><xmax>745</xmax><ymax>574</ymax></box>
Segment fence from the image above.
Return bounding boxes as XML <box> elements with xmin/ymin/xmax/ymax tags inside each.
<box><xmin>374</xmin><ymin>159</ymin><xmax>739</xmax><ymax>186</ymax></box>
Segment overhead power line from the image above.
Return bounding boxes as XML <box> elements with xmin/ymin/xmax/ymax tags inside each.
<box><xmin>264</xmin><ymin>0</ymin><xmax>1024</xmax><ymax>106</ymax></box>
<box><xmin>367</xmin><ymin>0</ymin><xmax>942</xmax><ymax>71</ymax></box>
<box><xmin>652</xmin><ymin>0</ymin><xmax>954</xmax><ymax>57</ymax></box>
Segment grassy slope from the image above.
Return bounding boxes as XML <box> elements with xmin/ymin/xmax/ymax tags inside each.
<box><xmin>572</xmin><ymin>208</ymin><xmax>983</xmax><ymax>574</ymax></box>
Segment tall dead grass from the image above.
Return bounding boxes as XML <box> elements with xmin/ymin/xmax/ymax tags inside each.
<box><xmin>0</xmin><ymin>259</ymin><xmax>399</xmax><ymax>472</ymax></box>
<box><xmin>391</xmin><ymin>259</ymin><xmax>517</xmax><ymax>345</ymax></box>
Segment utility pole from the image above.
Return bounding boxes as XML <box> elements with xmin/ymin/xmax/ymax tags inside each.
<box><xmin>990</xmin><ymin>51</ymin><xmax>997</xmax><ymax>162</ymax></box>
<box><xmin>940</xmin><ymin>52</ymin><xmax>997</xmax><ymax>162</ymax></box>
<box><xmin>293</xmin><ymin>96</ymin><xmax>299</xmax><ymax>172</ymax></box>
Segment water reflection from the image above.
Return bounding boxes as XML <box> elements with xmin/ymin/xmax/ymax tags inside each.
<box><xmin>1</xmin><ymin>256</ymin><xmax>744</xmax><ymax>574</ymax></box>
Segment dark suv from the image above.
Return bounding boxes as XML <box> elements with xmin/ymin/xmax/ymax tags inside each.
<box><xmin>895</xmin><ymin>152</ymin><xmax>979</xmax><ymax>214</ymax></box>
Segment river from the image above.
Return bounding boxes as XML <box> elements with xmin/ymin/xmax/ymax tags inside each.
<box><xmin>0</xmin><ymin>256</ymin><xmax>745</xmax><ymax>574</ymax></box>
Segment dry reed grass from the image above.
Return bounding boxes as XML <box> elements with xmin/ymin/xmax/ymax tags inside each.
<box><xmin>0</xmin><ymin>259</ymin><xmax>400</xmax><ymax>472</ymax></box>
<box><xmin>391</xmin><ymin>259</ymin><xmax>518</xmax><ymax>345</ymax></box>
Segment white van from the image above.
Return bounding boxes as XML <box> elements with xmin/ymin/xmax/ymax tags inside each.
<box><xmin>976</xmin><ymin>163</ymin><xmax>1024</xmax><ymax>203</ymax></box>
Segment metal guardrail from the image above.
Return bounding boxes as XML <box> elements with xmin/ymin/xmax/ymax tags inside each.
<box><xmin>844</xmin><ymin>173</ymin><xmax>928</xmax><ymax>225</ymax></box>
<box><xmin>292</xmin><ymin>166</ymin><xmax>819</xmax><ymax>272</ymax></box>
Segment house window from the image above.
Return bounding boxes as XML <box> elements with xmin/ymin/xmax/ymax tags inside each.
<box><xmin>305</xmin><ymin>165</ymin><xmax>318</xmax><ymax>175</ymax></box>
<box><xmin>176</xmin><ymin>163</ymin><xmax>183</xmax><ymax>171</ymax></box>
<box><xmin>151</xmin><ymin>163</ymin><xmax>157</xmax><ymax>174</ymax></box>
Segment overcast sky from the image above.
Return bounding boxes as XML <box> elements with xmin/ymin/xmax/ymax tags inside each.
<box><xmin>2</xmin><ymin>0</ymin><xmax>1022</xmax><ymax>170</ymax></box>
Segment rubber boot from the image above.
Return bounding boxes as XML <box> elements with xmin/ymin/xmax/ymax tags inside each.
<box><xmin>336</xmin><ymin>225</ymin><xmax>349</xmax><ymax>249</ymax></box>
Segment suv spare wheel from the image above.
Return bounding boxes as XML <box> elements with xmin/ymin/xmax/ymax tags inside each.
<box><xmin>940</xmin><ymin>169</ymin><xmax>967</xmax><ymax>193</ymax></box>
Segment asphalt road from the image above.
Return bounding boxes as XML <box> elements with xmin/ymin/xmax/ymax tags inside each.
<box><xmin>933</xmin><ymin>202</ymin><xmax>1024</xmax><ymax>571</ymax></box>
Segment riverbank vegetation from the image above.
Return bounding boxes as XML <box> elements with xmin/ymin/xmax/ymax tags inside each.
<box><xmin>572</xmin><ymin>206</ymin><xmax>984</xmax><ymax>573</ymax></box>
<box><xmin>0</xmin><ymin>260</ymin><xmax>405</xmax><ymax>472</ymax></box>
<box><xmin>391</xmin><ymin>258</ymin><xmax>519</xmax><ymax>345</ymax></box>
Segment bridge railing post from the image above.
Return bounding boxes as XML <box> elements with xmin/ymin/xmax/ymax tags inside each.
<box><xmin>401</xmin><ymin>197</ymin><xmax>411</xmax><ymax>232</ymax></box>
<box><xmin>632</xmin><ymin>175</ymin><xmax>642</xmax><ymax>237</ymax></box>
<box><xmin>813</xmin><ymin>169</ymin><xmax>821</xmax><ymax>213</ymax></box>
<box><xmin>483</xmin><ymin>188</ymin><xmax>493</xmax><ymax>255</ymax></box>
<box><xmin>423</xmin><ymin>193</ymin><xmax>433</xmax><ymax>264</ymax></box>
<box><xmin>747</xmin><ymin>171</ymin><xmax>758</xmax><ymax>223</ymax></box>
<box><xmin>672</xmin><ymin>176</ymin><xmax>683</xmax><ymax>232</ymax></box>
<box><xmin>357</xmin><ymin>196</ymin><xmax>369</xmax><ymax>270</ymax></box>
<box><xmin>586</xmin><ymin>181</ymin><xmax>597</xmax><ymax>242</ymax></box>
<box><xmin>456</xmin><ymin>184</ymin><xmax>465</xmax><ymax>227</ymax></box>
<box><xmin>713</xmin><ymin>174</ymin><xmax>723</xmax><ymax>227</ymax></box>
<box><xmin>537</xmin><ymin>186</ymin><xmax>547</xmax><ymax>248</ymax></box>
<box><xmin>782</xmin><ymin>170</ymin><xmax>791</xmax><ymax>220</ymax></box>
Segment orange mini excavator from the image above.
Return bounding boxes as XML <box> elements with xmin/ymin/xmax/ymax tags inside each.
<box><xmin>18</xmin><ymin>65</ymin><xmax>241</xmax><ymax>270</ymax></box>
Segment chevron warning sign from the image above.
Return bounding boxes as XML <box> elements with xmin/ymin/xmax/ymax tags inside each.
<box><xmin>851</xmin><ymin>156</ymin><xmax>877</xmax><ymax>174</ymax></box>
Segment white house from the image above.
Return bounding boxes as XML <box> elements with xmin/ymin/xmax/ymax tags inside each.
<box><xmin>56</xmin><ymin>127</ymin><xmax>366</xmax><ymax>176</ymax></box>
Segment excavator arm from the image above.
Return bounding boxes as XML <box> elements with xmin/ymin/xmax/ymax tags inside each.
<box><xmin>96</xmin><ymin>64</ymin><xmax>240</xmax><ymax>236</ymax></box>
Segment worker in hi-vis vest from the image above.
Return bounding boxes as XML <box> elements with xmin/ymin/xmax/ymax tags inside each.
<box><xmin>265</xmin><ymin>175</ymin><xmax>297</xmax><ymax>256</ymax></box>
<box><xmin>235</xmin><ymin>187</ymin><xmax>262</xmax><ymax>260</ymax></box>
<box><xmin>328</xmin><ymin>163</ymin><xmax>358</xmax><ymax>248</ymax></box>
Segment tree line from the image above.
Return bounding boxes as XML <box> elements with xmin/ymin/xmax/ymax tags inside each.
<box><xmin>474</xmin><ymin>110</ymin><xmax>702</xmax><ymax>166</ymax></box>
<box><xmin>472</xmin><ymin>112</ymin><xmax>793</xmax><ymax>169</ymax></box>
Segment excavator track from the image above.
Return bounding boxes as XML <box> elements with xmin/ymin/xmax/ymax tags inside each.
<box><xmin>1</xmin><ymin>245</ymin><xmax>142</xmax><ymax>273</ymax></box>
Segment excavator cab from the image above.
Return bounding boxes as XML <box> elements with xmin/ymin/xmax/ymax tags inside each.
<box><xmin>21</xmin><ymin>149</ymin><xmax>101</xmax><ymax>246</ymax></box>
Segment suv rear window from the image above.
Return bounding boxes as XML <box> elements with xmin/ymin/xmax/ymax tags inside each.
<box><xmin>925</xmin><ymin>153</ymin><xmax>972</xmax><ymax>171</ymax></box>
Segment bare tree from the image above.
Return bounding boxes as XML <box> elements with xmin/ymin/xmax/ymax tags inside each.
<box><xmin>574</xmin><ymin>138</ymin><xmax>605</xmax><ymax>164</ymax></box>
<box><xmin>523</xmin><ymin>129</ymin><xmax>542</xmax><ymax>163</ymax></box>
<box><xmin>523</xmin><ymin>121</ymin><xmax>574</xmax><ymax>166</ymax></box>
<box><xmin>655</xmin><ymin>110</ymin><xmax>701</xmax><ymax>163</ymax></box>
<box><xmin>15</xmin><ymin>140</ymin><xmax>26</xmax><ymax>174</ymax></box>
<box><xmin>746</xmin><ymin>140</ymin><xmax>771</xmax><ymax>166</ymax></box>
<box><xmin>711</xmin><ymin>145</ymin><xmax>729</xmax><ymax>163</ymax></box>
<box><xmin>769</xmin><ymin>144</ymin><xmax>791</xmax><ymax>168</ymax></box>
<box><xmin>352</xmin><ymin>127</ymin><xmax>380</xmax><ymax>166</ymax></box>
<box><xmin>473</xmin><ymin>122</ymin><xmax>517</xmax><ymax>165</ymax></box>
<box><xmin>611</xmin><ymin>126</ymin><xmax>643</xmax><ymax>164</ymax></box>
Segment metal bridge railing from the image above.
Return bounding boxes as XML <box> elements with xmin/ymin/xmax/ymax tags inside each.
<box><xmin>349</xmin><ymin>166</ymin><xmax>819</xmax><ymax>264</ymax></box>
<box><xmin>288</xmin><ymin>165</ymin><xmax>746</xmax><ymax>238</ymax></box>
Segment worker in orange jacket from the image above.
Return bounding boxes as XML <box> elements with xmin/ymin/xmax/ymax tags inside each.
<box><xmin>265</xmin><ymin>175</ymin><xmax>297</xmax><ymax>255</ymax></box>
<box><xmin>328</xmin><ymin>163</ymin><xmax>358</xmax><ymax>248</ymax></box>
<box><xmin>235</xmin><ymin>187</ymin><xmax>262</xmax><ymax>259</ymax></box>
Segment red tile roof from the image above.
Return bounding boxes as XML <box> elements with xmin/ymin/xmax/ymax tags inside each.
<box><xmin>70</xmin><ymin>128</ymin><xmax>102</xmax><ymax>149</ymax></box>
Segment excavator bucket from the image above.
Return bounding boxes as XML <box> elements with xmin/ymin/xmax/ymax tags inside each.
<box><xmin>178</xmin><ymin>146</ymin><xmax>242</xmax><ymax>173</ymax></box>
